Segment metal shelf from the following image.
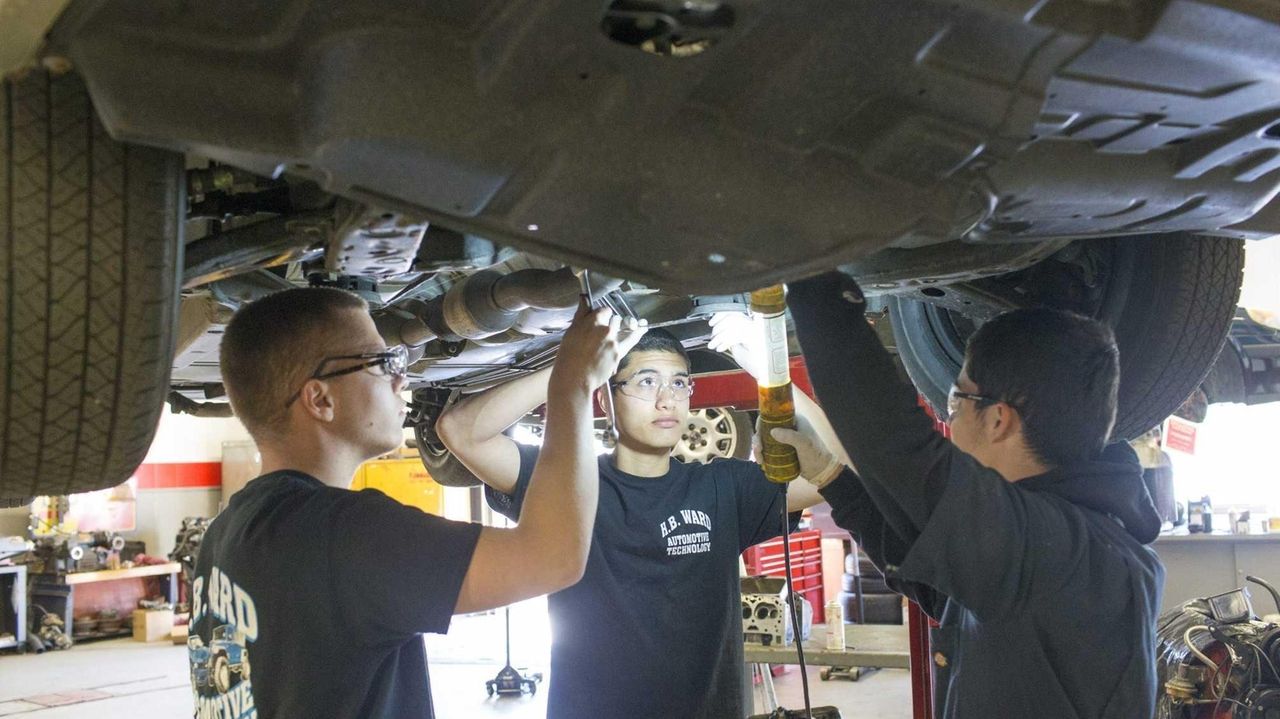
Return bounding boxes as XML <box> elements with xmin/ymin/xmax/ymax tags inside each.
<box><xmin>0</xmin><ymin>565</ymin><xmax>27</xmax><ymax>651</ymax></box>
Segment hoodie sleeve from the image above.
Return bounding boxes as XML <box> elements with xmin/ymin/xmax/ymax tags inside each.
<box><xmin>786</xmin><ymin>273</ymin><xmax>958</xmax><ymax>536</ymax></box>
<box><xmin>819</xmin><ymin>468</ymin><xmax>946</xmax><ymax>619</ymax></box>
<box><xmin>787</xmin><ymin>273</ymin><xmax>1086</xmax><ymax>621</ymax></box>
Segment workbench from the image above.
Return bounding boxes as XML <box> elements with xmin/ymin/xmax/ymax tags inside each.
<box><xmin>744</xmin><ymin>623</ymin><xmax>911</xmax><ymax>668</ymax></box>
<box><xmin>1153</xmin><ymin>532</ymin><xmax>1280</xmax><ymax>614</ymax></box>
<box><xmin>744</xmin><ymin>623</ymin><xmax>911</xmax><ymax>713</ymax></box>
<box><xmin>30</xmin><ymin>562</ymin><xmax>180</xmax><ymax>642</ymax></box>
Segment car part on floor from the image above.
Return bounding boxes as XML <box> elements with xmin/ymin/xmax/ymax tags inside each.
<box><xmin>820</xmin><ymin>664</ymin><xmax>880</xmax><ymax>683</ymax></box>
<box><xmin>889</xmin><ymin>234</ymin><xmax>1246</xmax><ymax>439</ymax></box>
<box><xmin>741</xmin><ymin>576</ymin><xmax>792</xmax><ymax>648</ymax></box>
<box><xmin>0</xmin><ymin>67</ymin><xmax>184</xmax><ymax>500</ymax></box>
<box><xmin>748</xmin><ymin>707</ymin><xmax>842</xmax><ymax>719</ymax></box>
<box><xmin>1155</xmin><ymin>576</ymin><xmax>1280</xmax><ymax>719</ymax></box>
<box><xmin>32</xmin><ymin>605</ymin><xmax>72</xmax><ymax>651</ymax></box>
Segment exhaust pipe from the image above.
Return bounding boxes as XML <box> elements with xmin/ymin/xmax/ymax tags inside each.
<box><xmin>378</xmin><ymin>267</ymin><xmax>624</xmax><ymax>345</ymax></box>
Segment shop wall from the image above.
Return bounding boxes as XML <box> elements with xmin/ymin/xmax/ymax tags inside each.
<box><xmin>0</xmin><ymin>508</ymin><xmax>29</xmax><ymax>537</ymax></box>
<box><xmin>0</xmin><ymin>411</ymin><xmax>482</xmax><ymax>554</ymax></box>
<box><xmin>0</xmin><ymin>413</ymin><xmax>253</xmax><ymax>555</ymax></box>
<box><xmin>128</xmin><ymin>412</ymin><xmax>252</xmax><ymax>556</ymax></box>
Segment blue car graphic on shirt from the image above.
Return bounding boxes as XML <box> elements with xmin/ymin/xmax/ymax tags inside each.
<box><xmin>188</xmin><ymin>624</ymin><xmax>251</xmax><ymax>696</ymax></box>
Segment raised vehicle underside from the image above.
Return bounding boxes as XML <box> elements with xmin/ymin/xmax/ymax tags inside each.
<box><xmin>1</xmin><ymin>0</ymin><xmax>1278</xmax><ymax>498</ymax></box>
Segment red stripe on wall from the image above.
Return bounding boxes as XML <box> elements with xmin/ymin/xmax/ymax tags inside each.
<box><xmin>133</xmin><ymin>462</ymin><xmax>221</xmax><ymax>490</ymax></box>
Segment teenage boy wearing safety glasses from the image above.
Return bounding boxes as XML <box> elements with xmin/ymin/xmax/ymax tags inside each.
<box><xmin>769</xmin><ymin>274</ymin><xmax>1165</xmax><ymax>718</ymax></box>
<box><xmin>437</xmin><ymin>324</ymin><xmax>842</xmax><ymax>719</ymax></box>
<box><xmin>188</xmin><ymin>287</ymin><xmax>643</xmax><ymax>719</ymax></box>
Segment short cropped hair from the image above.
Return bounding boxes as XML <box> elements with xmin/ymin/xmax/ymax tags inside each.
<box><xmin>614</xmin><ymin>328</ymin><xmax>690</xmax><ymax>378</ymax></box>
<box><xmin>965</xmin><ymin>308</ymin><xmax>1120</xmax><ymax>467</ymax></box>
<box><xmin>220</xmin><ymin>288</ymin><xmax>368</xmax><ymax>440</ymax></box>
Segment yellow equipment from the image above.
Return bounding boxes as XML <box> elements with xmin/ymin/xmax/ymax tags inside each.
<box><xmin>350</xmin><ymin>458</ymin><xmax>445</xmax><ymax>515</ymax></box>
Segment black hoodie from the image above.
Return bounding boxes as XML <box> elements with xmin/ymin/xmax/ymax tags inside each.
<box><xmin>786</xmin><ymin>274</ymin><xmax>1165</xmax><ymax>719</ymax></box>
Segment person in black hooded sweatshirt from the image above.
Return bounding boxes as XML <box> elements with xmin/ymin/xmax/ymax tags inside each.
<box><xmin>771</xmin><ymin>273</ymin><xmax>1165</xmax><ymax>719</ymax></box>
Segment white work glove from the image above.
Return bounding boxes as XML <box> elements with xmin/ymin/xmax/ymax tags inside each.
<box><xmin>707</xmin><ymin>312</ymin><xmax>767</xmax><ymax>381</ymax></box>
<box><xmin>755</xmin><ymin>415</ymin><xmax>844</xmax><ymax>489</ymax></box>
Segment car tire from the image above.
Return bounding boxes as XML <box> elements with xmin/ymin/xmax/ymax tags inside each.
<box><xmin>842</xmin><ymin>572</ymin><xmax>891</xmax><ymax>596</ymax></box>
<box><xmin>0</xmin><ymin>68</ymin><xmax>183</xmax><ymax>500</ymax></box>
<box><xmin>413</xmin><ymin>420</ymin><xmax>483</xmax><ymax>488</ymax></box>
<box><xmin>840</xmin><ymin>591</ymin><xmax>903</xmax><ymax>625</ymax></box>
<box><xmin>889</xmin><ymin>234</ymin><xmax>1244</xmax><ymax>440</ymax></box>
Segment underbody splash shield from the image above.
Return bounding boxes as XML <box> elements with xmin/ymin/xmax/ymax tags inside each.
<box><xmin>51</xmin><ymin>0</ymin><xmax>1280</xmax><ymax>293</ymax></box>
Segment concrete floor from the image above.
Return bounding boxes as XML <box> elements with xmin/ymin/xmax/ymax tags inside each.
<box><xmin>0</xmin><ymin>618</ymin><xmax>911</xmax><ymax>718</ymax></box>
<box><xmin>0</xmin><ymin>639</ymin><xmax>192</xmax><ymax>718</ymax></box>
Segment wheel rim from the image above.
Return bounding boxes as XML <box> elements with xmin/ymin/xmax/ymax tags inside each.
<box><xmin>672</xmin><ymin>407</ymin><xmax>741</xmax><ymax>464</ymax></box>
<box><xmin>413</xmin><ymin>422</ymin><xmax>450</xmax><ymax>466</ymax></box>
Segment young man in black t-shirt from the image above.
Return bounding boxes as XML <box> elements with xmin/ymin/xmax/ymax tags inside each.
<box><xmin>437</xmin><ymin>326</ymin><xmax>842</xmax><ymax>719</ymax></box>
<box><xmin>189</xmin><ymin>288</ymin><xmax>644</xmax><ymax>719</ymax></box>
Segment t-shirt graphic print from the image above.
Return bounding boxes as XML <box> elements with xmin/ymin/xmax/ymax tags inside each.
<box><xmin>487</xmin><ymin>447</ymin><xmax>790</xmax><ymax>719</ymax></box>
<box><xmin>662</xmin><ymin>508</ymin><xmax>713</xmax><ymax>556</ymax></box>
<box><xmin>190</xmin><ymin>565</ymin><xmax>258</xmax><ymax>718</ymax></box>
<box><xmin>187</xmin><ymin>470</ymin><xmax>481</xmax><ymax>719</ymax></box>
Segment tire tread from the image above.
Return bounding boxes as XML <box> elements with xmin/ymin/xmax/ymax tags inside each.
<box><xmin>0</xmin><ymin>69</ymin><xmax>182</xmax><ymax>499</ymax></box>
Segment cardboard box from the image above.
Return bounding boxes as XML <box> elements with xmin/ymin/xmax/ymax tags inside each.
<box><xmin>132</xmin><ymin>609</ymin><xmax>174</xmax><ymax>642</ymax></box>
<box><xmin>171</xmin><ymin>623</ymin><xmax>189</xmax><ymax>645</ymax></box>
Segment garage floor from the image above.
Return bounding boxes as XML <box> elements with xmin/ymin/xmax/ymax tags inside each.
<box><xmin>0</xmin><ymin>611</ymin><xmax>911</xmax><ymax>718</ymax></box>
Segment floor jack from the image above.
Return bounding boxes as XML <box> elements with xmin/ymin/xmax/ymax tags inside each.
<box><xmin>485</xmin><ymin>605</ymin><xmax>542</xmax><ymax>697</ymax></box>
<box><xmin>820</xmin><ymin>665</ymin><xmax>880</xmax><ymax>682</ymax></box>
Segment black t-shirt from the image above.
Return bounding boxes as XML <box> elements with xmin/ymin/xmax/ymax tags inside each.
<box><xmin>486</xmin><ymin>447</ymin><xmax>787</xmax><ymax>719</ymax></box>
<box><xmin>189</xmin><ymin>471</ymin><xmax>482</xmax><ymax>719</ymax></box>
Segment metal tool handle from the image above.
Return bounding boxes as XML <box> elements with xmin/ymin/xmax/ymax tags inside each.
<box><xmin>576</xmin><ymin>269</ymin><xmax>621</xmax><ymax>442</ymax></box>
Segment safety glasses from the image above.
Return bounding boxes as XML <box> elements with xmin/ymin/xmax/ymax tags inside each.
<box><xmin>284</xmin><ymin>345</ymin><xmax>409</xmax><ymax>408</ymax></box>
<box><xmin>945</xmin><ymin>385</ymin><xmax>997</xmax><ymax>421</ymax></box>
<box><xmin>610</xmin><ymin>374</ymin><xmax>694</xmax><ymax>402</ymax></box>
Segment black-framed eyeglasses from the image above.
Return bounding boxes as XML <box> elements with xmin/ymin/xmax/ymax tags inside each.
<box><xmin>609</xmin><ymin>374</ymin><xmax>695</xmax><ymax>402</ymax></box>
<box><xmin>284</xmin><ymin>345</ymin><xmax>409</xmax><ymax>408</ymax></box>
<box><xmin>945</xmin><ymin>385</ymin><xmax>998</xmax><ymax>421</ymax></box>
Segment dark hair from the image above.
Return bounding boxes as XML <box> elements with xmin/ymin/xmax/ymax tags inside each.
<box><xmin>965</xmin><ymin>307</ymin><xmax>1119</xmax><ymax>467</ymax></box>
<box><xmin>614</xmin><ymin>328</ymin><xmax>690</xmax><ymax>377</ymax></box>
<box><xmin>220</xmin><ymin>287</ymin><xmax>368</xmax><ymax>439</ymax></box>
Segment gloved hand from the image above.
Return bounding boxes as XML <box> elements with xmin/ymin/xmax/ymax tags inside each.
<box><xmin>754</xmin><ymin>415</ymin><xmax>844</xmax><ymax>489</ymax></box>
<box><xmin>707</xmin><ymin>311</ymin><xmax>766</xmax><ymax>381</ymax></box>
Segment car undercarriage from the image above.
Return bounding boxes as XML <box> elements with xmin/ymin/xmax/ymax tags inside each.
<box><xmin>2</xmin><ymin>0</ymin><xmax>1279</xmax><ymax>499</ymax></box>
